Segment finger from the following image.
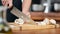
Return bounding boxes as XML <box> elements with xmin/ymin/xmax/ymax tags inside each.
<box><xmin>1</xmin><ymin>0</ymin><xmax>5</xmax><ymax>5</ymax></box>
<box><xmin>28</xmin><ymin>14</ymin><xmax>31</xmax><ymax>18</ymax></box>
<box><xmin>7</xmin><ymin>0</ymin><xmax>13</xmax><ymax>8</ymax></box>
<box><xmin>5</xmin><ymin>1</ymin><xmax>9</xmax><ymax>7</ymax></box>
<box><xmin>1</xmin><ymin>0</ymin><xmax>7</xmax><ymax>6</ymax></box>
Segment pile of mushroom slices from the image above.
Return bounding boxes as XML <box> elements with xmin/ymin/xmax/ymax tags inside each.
<box><xmin>14</xmin><ymin>18</ymin><xmax>60</xmax><ymax>28</ymax></box>
<box><xmin>14</xmin><ymin>18</ymin><xmax>24</xmax><ymax>25</ymax></box>
<box><xmin>36</xmin><ymin>18</ymin><xmax>60</xmax><ymax>28</ymax></box>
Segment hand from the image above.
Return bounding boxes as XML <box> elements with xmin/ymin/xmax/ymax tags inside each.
<box><xmin>22</xmin><ymin>11</ymin><xmax>31</xmax><ymax>18</ymax></box>
<box><xmin>1</xmin><ymin>0</ymin><xmax>6</xmax><ymax>6</ymax></box>
<box><xmin>1</xmin><ymin>0</ymin><xmax>13</xmax><ymax>8</ymax></box>
<box><xmin>7</xmin><ymin>0</ymin><xmax>13</xmax><ymax>8</ymax></box>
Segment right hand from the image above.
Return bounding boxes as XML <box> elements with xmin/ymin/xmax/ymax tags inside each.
<box><xmin>22</xmin><ymin>11</ymin><xmax>31</xmax><ymax>18</ymax></box>
<box><xmin>1</xmin><ymin>0</ymin><xmax>13</xmax><ymax>8</ymax></box>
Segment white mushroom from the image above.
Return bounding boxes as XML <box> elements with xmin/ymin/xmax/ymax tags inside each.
<box><xmin>40</xmin><ymin>22</ymin><xmax>47</xmax><ymax>25</ymax></box>
<box><xmin>43</xmin><ymin>18</ymin><xmax>50</xmax><ymax>25</ymax></box>
<box><xmin>49</xmin><ymin>19</ymin><xmax>56</xmax><ymax>25</ymax></box>
<box><xmin>15</xmin><ymin>18</ymin><xmax>24</xmax><ymax>25</ymax></box>
<box><xmin>37</xmin><ymin>21</ymin><xmax>47</xmax><ymax>26</ymax></box>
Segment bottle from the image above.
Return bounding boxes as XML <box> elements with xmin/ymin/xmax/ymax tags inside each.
<box><xmin>0</xmin><ymin>6</ymin><xmax>12</xmax><ymax>34</ymax></box>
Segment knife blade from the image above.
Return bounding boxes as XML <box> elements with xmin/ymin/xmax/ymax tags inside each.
<box><xmin>11</xmin><ymin>7</ymin><xmax>36</xmax><ymax>25</ymax></box>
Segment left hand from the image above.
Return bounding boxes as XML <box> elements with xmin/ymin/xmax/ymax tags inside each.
<box><xmin>1</xmin><ymin>0</ymin><xmax>13</xmax><ymax>8</ymax></box>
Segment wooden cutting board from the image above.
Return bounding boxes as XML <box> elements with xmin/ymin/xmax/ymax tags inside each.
<box><xmin>8</xmin><ymin>23</ymin><xmax>56</xmax><ymax>31</ymax></box>
<box><xmin>20</xmin><ymin>24</ymin><xmax>55</xmax><ymax>30</ymax></box>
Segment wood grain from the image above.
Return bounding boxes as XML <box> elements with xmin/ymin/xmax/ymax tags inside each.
<box><xmin>8</xmin><ymin>23</ymin><xmax>56</xmax><ymax>31</ymax></box>
<box><xmin>8</xmin><ymin>23</ymin><xmax>60</xmax><ymax>34</ymax></box>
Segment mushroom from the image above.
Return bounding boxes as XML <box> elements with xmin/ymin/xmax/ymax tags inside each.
<box><xmin>43</xmin><ymin>18</ymin><xmax>50</xmax><ymax>25</ymax></box>
<box><xmin>49</xmin><ymin>19</ymin><xmax>56</xmax><ymax>25</ymax></box>
<box><xmin>15</xmin><ymin>18</ymin><xmax>24</xmax><ymax>25</ymax></box>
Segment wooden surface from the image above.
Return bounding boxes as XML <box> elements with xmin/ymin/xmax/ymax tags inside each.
<box><xmin>8</xmin><ymin>23</ymin><xmax>60</xmax><ymax>34</ymax></box>
<box><xmin>12</xmin><ymin>28</ymin><xmax>60</xmax><ymax>34</ymax></box>
<box><xmin>8</xmin><ymin>23</ymin><xmax>56</xmax><ymax>30</ymax></box>
<box><xmin>31</xmin><ymin>12</ymin><xmax>60</xmax><ymax>21</ymax></box>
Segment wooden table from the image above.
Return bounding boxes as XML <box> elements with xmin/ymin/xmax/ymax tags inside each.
<box><xmin>12</xmin><ymin>28</ymin><xmax>60</xmax><ymax>34</ymax></box>
<box><xmin>8</xmin><ymin>22</ymin><xmax>60</xmax><ymax>34</ymax></box>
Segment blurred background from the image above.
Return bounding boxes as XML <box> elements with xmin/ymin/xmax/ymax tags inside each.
<box><xmin>0</xmin><ymin>0</ymin><xmax>60</xmax><ymax>11</ymax></box>
<box><xmin>31</xmin><ymin>0</ymin><xmax>60</xmax><ymax>11</ymax></box>
<box><xmin>0</xmin><ymin>0</ymin><xmax>60</xmax><ymax>22</ymax></box>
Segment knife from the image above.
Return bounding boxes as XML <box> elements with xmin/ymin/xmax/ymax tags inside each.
<box><xmin>11</xmin><ymin>7</ymin><xmax>36</xmax><ymax>25</ymax></box>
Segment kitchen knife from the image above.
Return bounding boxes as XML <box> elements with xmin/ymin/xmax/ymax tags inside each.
<box><xmin>11</xmin><ymin>7</ymin><xmax>36</xmax><ymax>25</ymax></box>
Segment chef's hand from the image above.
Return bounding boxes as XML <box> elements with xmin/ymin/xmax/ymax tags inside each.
<box><xmin>22</xmin><ymin>11</ymin><xmax>31</xmax><ymax>18</ymax></box>
<box><xmin>1</xmin><ymin>0</ymin><xmax>13</xmax><ymax>8</ymax></box>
